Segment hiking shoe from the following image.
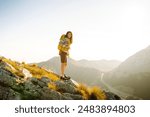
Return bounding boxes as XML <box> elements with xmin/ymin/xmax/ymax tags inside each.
<box><xmin>60</xmin><ymin>76</ymin><xmax>70</xmax><ymax>80</ymax></box>
<box><xmin>64</xmin><ymin>74</ymin><xmax>71</xmax><ymax>79</ymax></box>
<box><xmin>60</xmin><ymin>76</ymin><xmax>65</xmax><ymax>80</ymax></box>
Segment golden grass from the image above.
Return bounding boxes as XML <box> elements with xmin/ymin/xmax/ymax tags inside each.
<box><xmin>23</xmin><ymin>64</ymin><xmax>59</xmax><ymax>81</ymax></box>
<box><xmin>77</xmin><ymin>83</ymin><xmax>106</xmax><ymax>100</ymax></box>
<box><xmin>89</xmin><ymin>86</ymin><xmax>106</xmax><ymax>100</ymax></box>
<box><xmin>48</xmin><ymin>82</ymin><xmax>57</xmax><ymax>90</ymax></box>
<box><xmin>3</xmin><ymin>58</ymin><xmax>25</xmax><ymax>78</ymax></box>
<box><xmin>3</xmin><ymin>58</ymin><xmax>21</xmax><ymax>71</ymax></box>
<box><xmin>76</xmin><ymin>83</ymin><xmax>90</xmax><ymax>100</ymax></box>
<box><xmin>2</xmin><ymin>58</ymin><xmax>60</xmax><ymax>81</ymax></box>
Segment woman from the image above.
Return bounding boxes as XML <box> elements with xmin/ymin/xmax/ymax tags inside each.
<box><xmin>58</xmin><ymin>31</ymin><xmax>73</xmax><ymax>80</ymax></box>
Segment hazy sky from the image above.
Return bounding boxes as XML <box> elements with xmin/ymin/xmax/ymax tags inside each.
<box><xmin>0</xmin><ymin>0</ymin><xmax>150</xmax><ymax>62</ymax></box>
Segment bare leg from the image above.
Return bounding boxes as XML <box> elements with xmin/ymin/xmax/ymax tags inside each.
<box><xmin>61</xmin><ymin>63</ymin><xmax>67</xmax><ymax>76</ymax></box>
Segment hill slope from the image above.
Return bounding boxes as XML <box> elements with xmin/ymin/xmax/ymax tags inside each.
<box><xmin>104</xmin><ymin>45</ymin><xmax>150</xmax><ymax>99</ymax></box>
<box><xmin>0</xmin><ymin>56</ymin><xmax>120</xmax><ymax>100</ymax></box>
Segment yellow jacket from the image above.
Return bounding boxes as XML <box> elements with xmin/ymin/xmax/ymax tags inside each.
<box><xmin>58</xmin><ymin>34</ymin><xmax>71</xmax><ymax>53</ymax></box>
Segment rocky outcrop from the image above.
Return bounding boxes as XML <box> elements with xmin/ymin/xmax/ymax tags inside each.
<box><xmin>0</xmin><ymin>57</ymin><xmax>121</xmax><ymax>100</ymax></box>
<box><xmin>0</xmin><ymin>67</ymin><xmax>82</xmax><ymax>100</ymax></box>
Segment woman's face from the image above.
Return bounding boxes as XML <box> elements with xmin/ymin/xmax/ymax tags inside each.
<box><xmin>67</xmin><ymin>33</ymin><xmax>72</xmax><ymax>39</ymax></box>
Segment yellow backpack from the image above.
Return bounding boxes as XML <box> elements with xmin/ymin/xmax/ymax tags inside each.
<box><xmin>58</xmin><ymin>34</ymin><xmax>70</xmax><ymax>52</ymax></box>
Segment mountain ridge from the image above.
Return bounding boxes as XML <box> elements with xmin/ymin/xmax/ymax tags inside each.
<box><xmin>37</xmin><ymin>57</ymin><xmax>121</xmax><ymax>72</ymax></box>
<box><xmin>103</xmin><ymin>45</ymin><xmax>150</xmax><ymax>99</ymax></box>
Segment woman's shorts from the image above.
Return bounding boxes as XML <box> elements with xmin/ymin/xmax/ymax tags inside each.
<box><xmin>59</xmin><ymin>51</ymin><xmax>67</xmax><ymax>63</ymax></box>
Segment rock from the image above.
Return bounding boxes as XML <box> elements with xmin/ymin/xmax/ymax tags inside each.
<box><xmin>0</xmin><ymin>68</ymin><xmax>80</xmax><ymax>100</ymax></box>
<box><xmin>55</xmin><ymin>80</ymin><xmax>78</xmax><ymax>94</ymax></box>
<box><xmin>0</xmin><ymin>62</ymin><xmax>16</xmax><ymax>77</ymax></box>
<box><xmin>64</xmin><ymin>79</ymin><xmax>78</xmax><ymax>87</ymax></box>
<box><xmin>0</xmin><ymin>85</ymin><xmax>21</xmax><ymax>100</ymax></box>
<box><xmin>40</xmin><ymin>87</ymin><xmax>63</xmax><ymax>100</ymax></box>
<box><xmin>0</xmin><ymin>69</ymin><xmax>16</xmax><ymax>88</ymax></box>
<box><xmin>104</xmin><ymin>91</ymin><xmax>121</xmax><ymax>100</ymax></box>
<box><xmin>70</xmin><ymin>79</ymin><xmax>79</xmax><ymax>87</ymax></box>
<box><xmin>22</xmin><ymin>68</ymin><xmax>32</xmax><ymax>78</ymax></box>
<box><xmin>63</xmin><ymin>93</ymin><xmax>83</xmax><ymax>100</ymax></box>
<box><xmin>41</xmin><ymin>77</ymin><xmax>51</xmax><ymax>83</ymax></box>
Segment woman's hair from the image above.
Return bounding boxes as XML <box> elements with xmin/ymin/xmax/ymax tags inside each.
<box><xmin>65</xmin><ymin>31</ymin><xmax>73</xmax><ymax>44</ymax></box>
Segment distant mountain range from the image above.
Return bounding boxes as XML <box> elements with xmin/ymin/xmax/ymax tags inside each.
<box><xmin>37</xmin><ymin>57</ymin><xmax>121</xmax><ymax>88</ymax></box>
<box><xmin>103</xmin><ymin>45</ymin><xmax>150</xmax><ymax>99</ymax></box>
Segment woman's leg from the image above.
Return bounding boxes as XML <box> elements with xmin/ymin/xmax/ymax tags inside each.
<box><xmin>61</xmin><ymin>63</ymin><xmax>67</xmax><ymax>77</ymax></box>
<box><xmin>60</xmin><ymin>51</ymin><xmax>67</xmax><ymax>77</ymax></box>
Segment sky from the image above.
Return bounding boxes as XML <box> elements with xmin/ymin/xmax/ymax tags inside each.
<box><xmin>0</xmin><ymin>0</ymin><xmax>150</xmax><ymax>63</ymax></box>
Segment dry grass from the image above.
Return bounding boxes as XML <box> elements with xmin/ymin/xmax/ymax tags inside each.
<box><xmin>23</xmin><ymin>64</ymin><xmax>59</xmax><ymax>81</ymax></box>
<box><xmin>3</xmin><ymin>58</ymin><xmax>21</xmax><ymax>71</ymax></box>
<box><xmin>2</xmin><ymin>58</ymin><xmax>60</xmax><ymax>81</ymax></box>
<box><xmin>3</xmin><ymin>58</ymin><xmax>25</xmax><ymax>78</ymax></box>
<box><xmin>77</xmin><ymin>83</ymin><xmax>90</xmax><ymax>100</ymax></box>
<box><xmin>48</xmin><ymin>82</ymin><xmax>57</xmax><ymax>90</ymax></box>
<box><xmin>77</xmin><ymin>83</ymin><xmax>106</xmax><ymax>100</ymax></box>
<box><xmin>89</xmin><ymin>86</ymin><xmax>106</xmax><ymax>100</ymax></box>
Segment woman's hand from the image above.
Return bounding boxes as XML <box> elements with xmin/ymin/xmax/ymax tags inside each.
<box><xmin>64</xmin><ymin>51</ymin><xmax>69</xmax><ymax>55</ymax></box>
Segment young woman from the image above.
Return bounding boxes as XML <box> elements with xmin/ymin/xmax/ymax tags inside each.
<box><xmin>58</xmin><ymin>31</ymin><xmax>73</xmax><ymax>80</ymax></box>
